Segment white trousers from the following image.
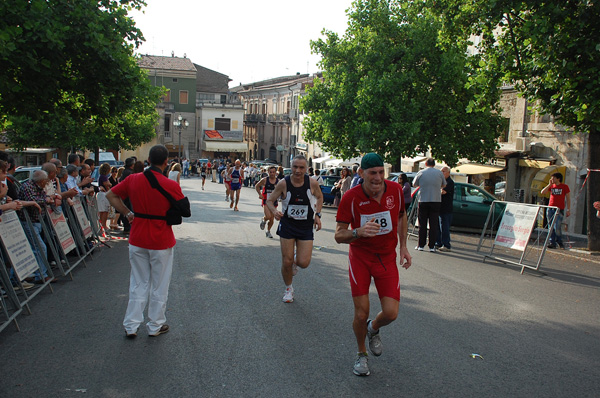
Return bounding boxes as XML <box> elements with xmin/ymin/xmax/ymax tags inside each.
<box><xmin>123</xmin><ymin>244</ymin><xmax>174</xmax><ymax>335</ymax></box>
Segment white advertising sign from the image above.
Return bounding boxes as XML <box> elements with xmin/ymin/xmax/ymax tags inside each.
<box><xmin>0</xmin><ymin>211</ymin><xmax>39</xmax><ymax>281</ymax></box>
<box><xmin>495</xmin><ymin>203</ymin><xmax>539</xmax><ymax>251</ymax></box>
<box><xmin>48</xmin><ymin>208</ymin><xmax>76</xmax><ymax>254</ymax></box>
<box><xmin>73</xmin><ymin>197</ymin><xmax>92</xmax><ymax>238</ymax></box>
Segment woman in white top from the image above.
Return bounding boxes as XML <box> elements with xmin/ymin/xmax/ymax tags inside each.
<box><xmin>168</xmin><ymin>163</ymin><xmax>182</xmax><ymax>185</ymax></box>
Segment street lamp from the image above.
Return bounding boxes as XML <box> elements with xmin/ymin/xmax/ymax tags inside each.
<box><xmin>173</xmin><ymin>114</ymin><xmax>189</xmax><ymax>160</ymax></box>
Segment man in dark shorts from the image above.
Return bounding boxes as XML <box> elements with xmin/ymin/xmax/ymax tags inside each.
<box><xmin>228</xmin><ymin>159</ymin><xmax>244</xmax><ymax>211</ymax></box>
<box><xmin>266</xmin><ymin>155</ymin><xmax>323</xmax><ymax>303</ymax></box>
<box><xmin>255</xmin><ymin>165</ymin><xmax>280</xmax><ymax>238</ymax></box>
<box><xmin>335</xmin><ymin>152</ymin><xmax>412</xmax><ymax>377</ymax></box>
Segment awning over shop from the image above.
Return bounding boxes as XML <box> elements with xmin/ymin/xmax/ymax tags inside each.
<box><xmin>402</xmin><ymin>155</ymin><xmax>427</xmax><ymax>164</ymax></box>
<box><xmin>202</xmin><ymin>141</ymin><xmax>247</xmax><ymax>152</ymax></box>
<box><xmin>519</xmin><ymin>159</ymin><xmax>552</xmax><ymax>169</ymax></box>
<box><xmin>451</xmin><ymin>163</ymin><xmax>505</xmax><ymax>175</ymax></box>
<box><xmin>324</xmin><ymin>158</ymin><xmax>343</xmax><ymax>167</ymax></box>
<box><xmin>340</xmin><ymin>157</ymin><xmax>362</xmax><ymax>167</ymax></box>
<box><xmin>312</xmin><ymin>156</ymin><xmax>332</xmax><ymax>165</ymax></box>
<box><xmin>531</xmin><ymin>165</ymin><xmax>566</xmax><ymax>197</ymax></box>
<box><xmin>8</xmin><ymin>147</ymin><xmax>56</xmax><ymax>154</ymax></box>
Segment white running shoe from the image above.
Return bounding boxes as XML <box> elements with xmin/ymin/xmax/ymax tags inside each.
<box><xmin>415</xmin><ymin>246</ymin><xmax>424</xmax><ymax>251</ymax></box>
<box><xmin>282</xmin><ymin>287</ymin><xmax>294</xmax><ymax>303</ymax></box>
<box><xmin>353</xmin><ymin>353</ymin><xmax>370</xmax><ymax>376</ymax></box>
<box><xmin>266</xmin><ymin>231</ymin><xmax>273</xmax><ymax>238</ymax></box>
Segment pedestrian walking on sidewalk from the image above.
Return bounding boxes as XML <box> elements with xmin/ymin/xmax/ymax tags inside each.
<box><xmin>335</xmin><ymin>152</ymin><xmax>412</xmax><ymax>376</ymax></box>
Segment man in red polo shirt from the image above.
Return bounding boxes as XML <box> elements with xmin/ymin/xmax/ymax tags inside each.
<box><xmin>335</xmin><ymin>152</ymin><xmax>412</xmax><ymax>377</ymax></box>
<box><xmin>106</xmin><ymin>145</ymin><xmax>186</xmax><ymax>338</ymax></box>
<box><xmin>540</xmin><ymin>172</ymin><xmax>571</xmax><ymax>249</ymax></box>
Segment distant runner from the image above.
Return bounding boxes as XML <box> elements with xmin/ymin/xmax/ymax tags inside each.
<box><xmin>255</xmin><ymin>165</ymin><xmax>280</xmax><ymax>238</ymax></box>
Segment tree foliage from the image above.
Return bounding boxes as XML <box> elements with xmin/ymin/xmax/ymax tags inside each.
<box><xmin>435</xmin><ymin>0</ymin><xmax>600</xmax><ymax>134</ymax></box>
<box><xmin>301</xmin><ymin>0</ymin><xmax>504</xmax><ymax>167</ymax></box>
<box><xmin>433</xmin><ymin>0</ymin><xmax>600</xmax><ymax>247</ymax></box>
<box><xmin>0</xmin><ymin>0</ymin><xmax>163</xmax><ymax>150</ymax></box>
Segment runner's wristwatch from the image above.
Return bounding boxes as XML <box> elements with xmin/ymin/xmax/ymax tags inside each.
<box><xmin>352</xmin><ymin>229</ymin><xmax>359</xmax><ymax>238</ymax></box>
<box><xmin>315</xmin><ymin>212</ymin><xmax>321</xmax><ymax>218</ymax></box>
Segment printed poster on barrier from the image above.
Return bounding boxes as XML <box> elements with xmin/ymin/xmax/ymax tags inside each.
<box><xmin>0</xmin><ymin>210</ymin><xmax>39</xmax><ymax>281</ymax></box>
<box><xmin>495</xmin><ymin>203</ymin><xmax>539</xmax><ymax>251</ymax></box>
<box><xmin>48</xmin><ymin>208</ymin><xmax>76</xmax><ymax>254</ymax></box>
<box><xmin>73</xmin><ymin>197</ymin><xmax>93</xmax><ymax>238</ymax></box>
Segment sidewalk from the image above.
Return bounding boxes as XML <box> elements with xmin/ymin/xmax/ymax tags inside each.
<box><xmin>440</xmin><ymin>230</ymin><xmax>600</xmax><ymax>268</ymax></box>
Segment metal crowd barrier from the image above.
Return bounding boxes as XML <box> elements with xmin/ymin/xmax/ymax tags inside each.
<box><xmin>0</xmin><ymin>192</ymin><xmax>113</xmax><ymax>333</ymax></box>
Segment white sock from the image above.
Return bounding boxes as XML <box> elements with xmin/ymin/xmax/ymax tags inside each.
<box><xmin>368</xmin><ymin>320</ymin><xmax>378</xmax><ymax>334</ymax></box>
<box><xmin>286</xmin><ymin>284</ymin><xmax>293</xmax><ymax>290</ymax></box>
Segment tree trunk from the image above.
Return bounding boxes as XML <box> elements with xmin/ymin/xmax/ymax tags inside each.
<box><xmin>587</xmin><ymin>132</ymin><xmax>600</xmax><ymax>251</ymax></box>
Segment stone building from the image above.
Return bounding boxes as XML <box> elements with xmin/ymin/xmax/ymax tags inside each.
<box><xmin>234</xmin><ymin>74</ymin><xmax>326</xmax><ymax>166</ymax></box>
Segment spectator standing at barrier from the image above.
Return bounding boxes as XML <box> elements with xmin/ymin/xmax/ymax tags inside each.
<box><xmin>133</xmin><ymin>161</ymin><xmax>145</xmax><ymax>174</ymax></box>
<box><xmin>108</xmin><ymin>167</ymin><xmax>121</xmax><ymax>230</ymax></box>
<box><xmin>541</xmin><ymin>172</ymin><xmax>571</xmax><ymax>249</ymax></box>
<box><xmin>0</xmin><ymin>153</ymin><xmax>19</xmax><ymax>201</ymax></box>
<box><xmin>78</xmin><ymin>163</ymin><xmax>95</xmax><ymax>197</ymax></box>
<box><xmin>66</xmin><ymin>165</ymin><xmax>94</xmax><ymax>196</ymax></box>
<box><xmin>18</xmin><ymin>170</ymin><xmax>54</xmax><ymax>283</ymax></box>
<box><xmin>106</xmin><ymin>145</ymin><xmax>187</xmax><ymax>338</ymax></box>
<box><xmin>0</xmin><ymin>160</ymin><xmax>23</xmax><ymax>219</ymax></box>
<box><xmin>435</xmin><ymin>166</ymin><xmax>454</xmax><ymax>251</ymax></box>
<box><xmin>168</xmin><ymin>163</ymin><xmax>182</xmax><ymax>185</ymax></box>
<box><xmin>118</xmin><ymin>158</ymin><xmax>135</xmax><ymax>234</ymax></box>
<box><xmin>97</xmin><ymin>163</ymin><xmax>112</xmax><ymax>232</ymax></box>
<box><xmin>350</xmin><ymin>164</ymin><xmax>362</xmax><ymax>188</ymax></box>
<box><xmin>334</xmin><ymin>152</ymin><xmax>412</xmax><ymax>377</ymax></box>
<box><xmin>182</xmin><ymin>158</ymin><xmax>189</xmax><ymax>179</ymax></box>
<box><xmin>398</xmin><ymin>173</ymin><xmax>412</xmax><ymax>212</ymax></box>
<box><xmin>413</xmin><ymin>158</ymin><xmax>446</xmax><ymax>252</ymax></box>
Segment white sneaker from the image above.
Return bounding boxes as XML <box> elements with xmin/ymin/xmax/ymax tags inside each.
<box><xmin>429</xmin><ymin>247</ymin><xmax>437</xmax><ymax>252</ymax></box>
<box><xmin>266</xmin><ymin>231</ymin><xmax>273</xmax><ymax>238</ymax></box>
<box><xmin>282</xmin><ymin>287</ymin><xmax>294</xmax><ymax>303</ymax></box>
<box><xmin>260</xmin><ymin>219</ymin><xmax>266</xmax><ymax>230</ymax></box>
<box><xmin>415</xmin><ymin>246</ymin><xmax>424</xmax><ymax>251</ymax></box>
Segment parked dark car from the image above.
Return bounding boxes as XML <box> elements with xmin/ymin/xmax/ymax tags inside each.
<box><xmin>411</xmin><ymin>182</ymin><xmax>505</xmax><ymax>229</ymax></box>
<box><xmin>319</xmin><ymin>175</ymin><xmax>341</xmax><ymax>205</ymax></box>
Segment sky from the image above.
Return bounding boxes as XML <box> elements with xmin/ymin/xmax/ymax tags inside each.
<box><xmin>130</xmin><ymin>0</ymin><xmax>354</xmax><ymax>87</ymax></box>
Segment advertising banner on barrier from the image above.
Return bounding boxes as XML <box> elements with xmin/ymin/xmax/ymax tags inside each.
<box><xmin>73</xmin><ymin>197</ymin><xmax>92</xmax><ymax>238</ymax></box>
<box><xmin>495</xmin><ymin>203</ymin><xmax>539</xmax><ymax>251</ymax></box>
<box><xmin>48</xmin><ymin>208</ymin><xmax>76</xmax><ymax>254</ymax></box>
<box><xmin>0</xmin><ymin>211</ymin><xmax>39</xmax><ymax>281</ymax></box>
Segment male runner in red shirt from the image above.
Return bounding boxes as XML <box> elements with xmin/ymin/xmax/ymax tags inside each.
<box><xmin>335</xmin><ymin>152</ymin><xmax>412</xmax><ymax>376</ymax></box>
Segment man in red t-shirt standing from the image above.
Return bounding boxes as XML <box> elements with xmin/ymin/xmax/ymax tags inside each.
<box><xmin>541</xmin><ymin>172</ymin><xmax>571</xmax><ymax>249</ymax></box>
<box><xmin>335</xmin><ymin>153</ymin><xmax>412</xmax><ymax>377</ymax></box>
<box><xmin>107</xmin><ymin>145</ymin><xmax>187</xmax><ymax>338</ymax></box>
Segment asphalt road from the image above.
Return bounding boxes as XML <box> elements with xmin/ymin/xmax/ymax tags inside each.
<box><xmin>1</xmin><ymin>178</ymin><xmax>599</xmax><ymax>397</ymax></box>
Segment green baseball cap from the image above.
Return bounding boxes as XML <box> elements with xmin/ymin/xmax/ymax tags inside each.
<box><xmin>361</xmin><ymin>153</ymin><xmax>384</xmax><ymax>170</ymax></box>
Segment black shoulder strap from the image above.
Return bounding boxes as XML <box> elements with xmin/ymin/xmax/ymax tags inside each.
<box><xmin>144</xmin><ymin>168</ymin><xmax>177</xmax><ymax>206</ymax></box>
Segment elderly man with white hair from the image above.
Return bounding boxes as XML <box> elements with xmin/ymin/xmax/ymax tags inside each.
<box><xmin>18</xmin><ymin>169</ymin><xmax>56</xmax><ymax>283</ymax></box>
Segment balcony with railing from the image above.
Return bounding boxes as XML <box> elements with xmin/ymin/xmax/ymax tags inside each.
<box><xmin>244</xmin><ymin>114</ymin><xmax>267</xmax><ymax>123</ymax></box>
<box><xmin>268</xmin><ymin>114</ymin><xmax>290</xmax><ymax>123</ymax></box>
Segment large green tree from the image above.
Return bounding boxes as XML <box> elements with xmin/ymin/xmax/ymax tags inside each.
<box><xmin>434</xmin><ymin>0</ymin><xmax>600</xmax><ymax>249</ymax></box>
<box><xmin>302</xmin><ymin>0</ymin><xmax>504</xmax><ymax>167</ymax></box>
<box><xmin>0</xmin><ymin>0</ymin><xmax>162</xmax><ymax>151</ymax></box>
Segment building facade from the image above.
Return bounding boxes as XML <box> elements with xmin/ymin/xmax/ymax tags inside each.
<box><xmin>234</xmin><ymin>74</ymin><xmax>326</xmax><ymax>166</ymax></box>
